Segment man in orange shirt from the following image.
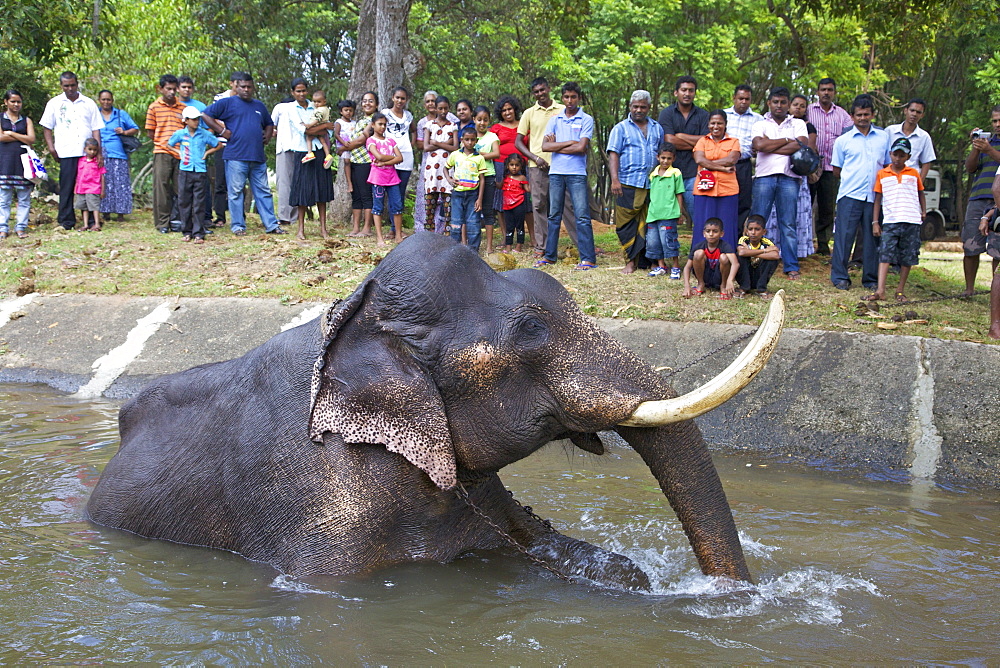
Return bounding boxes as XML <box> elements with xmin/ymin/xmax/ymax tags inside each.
<box><xmin>145</xmin><ymin>74</ymin><xmax>185</xmax><ymax>232</ymax></box>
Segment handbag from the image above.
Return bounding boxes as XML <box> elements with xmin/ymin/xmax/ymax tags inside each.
<box><xmin>20</xmin><ymin>148</ymin><xmax>48</xmax><ymax>185</ymax></box>
<box><xmin>120</xmin><ymin>134</ymin><xmax>142</xmax><ymax>154</ymax></box>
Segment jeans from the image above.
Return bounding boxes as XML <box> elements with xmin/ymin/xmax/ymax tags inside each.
<box><xmin>737</xmin><ymin>257</ymin><xmax>779</xmax><ymax>292</ymax></box>
<box><xmin>225</xmin><ymin>160</ymin><xmax>279</xmax><ymax>233</ymax></box>
<box><xmin>831</xmin><ymin>196</ymin><xmax>878</xmax><ymax>287</ymax></box>
<box><xmin>682</xmin><ymin>176</ymin><xmax>695</xmax><ymax>223</ymax></box>
<box><xmin>645</xmin><ymin>219</ymin><xmax>680</xmax><ymax>260</ymax></box>
<box><xmin>751</xmin><ymin>174</ymin><xmax>800</xmax><ymax>274</ymax></box>
<box><xmin>0</xmin><ymin>185</ymin><xmax>32</xmax><ymax>233</ymax></box>
<box><xmin>450</xmin><ymin>189</ymin><xmax>482</xmax><ymax>251</ymax></box>
<box><xmin>372</xmin><ymin>183</ymin><xmax>403</xmax><ymax>217</ymax></box>
<box><xmin>545</xmin><ymin>174</ymin><xmax>595</xmax><ymax>264</ymax></box>
<box><xmin>811</xmin><ymin>170</ymin><xmax>838</xmax><ymax>253</ymax></box>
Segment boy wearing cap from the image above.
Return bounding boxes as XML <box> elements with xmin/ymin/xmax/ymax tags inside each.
<box><xmin>866</xmin><ymin>137</ymin><xmax>926</xmax><ymax>302</ymax></box>
<box><xmin>168</xmin><ymin>105</ymin><xmax>221</xmax><ymax>243</ymax></box>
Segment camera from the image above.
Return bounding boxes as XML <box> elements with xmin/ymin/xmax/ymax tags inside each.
<box><xmin>973</xmin><ymin>130</ymin><xmax>992</xmax><ymax>140</ymax></box>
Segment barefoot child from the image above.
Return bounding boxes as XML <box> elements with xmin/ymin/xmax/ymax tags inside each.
<box><xmin>736</xmin><ymin>214</ymin><xmax>780</xmax><ymax>298</ymax></box>
<box><xmin>168</xmin><ymin>105</ymin><xmax>221</xmax><ymax>243</ymax></box>
<box><xmin>867</xmin><ymin>137</ymin><xmax>926</xmax><ymax>302</ymax></box>
<box><xmin>75</xmin><ymin>138</ymin><xmax>106</xmax><ymax>231</ymax></box>
<box><xmin>646</xmin><ymin>143</ymin><xmax>686</xmax><ymax>278</ymax></box>
<box><xmin>366</xmin><ymin>112</ymin><xmax>404</xmax><ymax>245</ymax></box>
<box><xmin>682</xmin><ymin>217</ymin><xmax>739</xmax><ymax>298</ymax></box>
<box><xmin>500</xmin><ymin>153</ymin><xmax>530</xmax><ymax>252</ymax></box>
<box><xmin>445</xmin><ymin>127</ymin><xmax>487</xmax><ymax>251</ymax></box>
<box><xmin>302</xmin><ymin>91</ymin><xmax>335</xmax><ymax>169</ymax></box>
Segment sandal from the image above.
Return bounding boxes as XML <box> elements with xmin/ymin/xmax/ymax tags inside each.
<box><xmin>718</xmin><ymin>293</ymin><xmax>732</xmax><ymax>300</ymax></box>
<box><xmin>16</xmin><ymin>230</ymin><xmax>27</xmax><ymax>239</ymax></box>
<box><xmin>785</xmin><ymin>271</ymin><xmax>801</xmax><ymax>280</ymax></box>
<box><xmin>864</xmin><ymin>293</ymin><xmax>882</xmax><ymax>302</ymax></box>
<box><xmin>533</xmin><ymin>258</ymin><xmax>555</xmax><ymax>268</ymax></box>
<box><xmin>0</xmin><ymin>232</ymin><xmax>7</xmax><ymax>240</ymax></box>
<box><xmin>759</xmin><ymin>291</ymin><xmax>773</xmax><ymax>301</ymax></box>
<box><xmin>574</xmin><ymin>261</ymin><xmax>598</xmax><ymax>271</ymax></box>
<box><xmin>691</xmin><ymin>286</ymin><xmax>704</xmax><ymax>296</ymax></box>
<box><xmin>895</xmin><ymin>292</ymin><xmax>908</xmax><ymax>303</ymax></box>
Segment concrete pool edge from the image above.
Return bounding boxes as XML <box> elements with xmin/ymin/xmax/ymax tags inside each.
<box><xmin>1</xmin><ymin>293</ymin><xmax>997</xmax><ymax>489</ymax></box>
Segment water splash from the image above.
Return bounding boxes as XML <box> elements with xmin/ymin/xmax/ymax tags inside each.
<box><xmin>269</xmin><ymin>574</ymin><xmax>364</xmax><ymax>601</ymax></box>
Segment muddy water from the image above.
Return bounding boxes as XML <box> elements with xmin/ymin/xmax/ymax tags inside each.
<box><xmin>1</xmin><ymin>383</ymin><xmax>998</xmax><ymax>663</ymax></box>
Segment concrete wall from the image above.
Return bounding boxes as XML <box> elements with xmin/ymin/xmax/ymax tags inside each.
<box><xmin>2</xmin><ymin>293</ymin><xmax>997</xmax><ymax>489</ymax></box>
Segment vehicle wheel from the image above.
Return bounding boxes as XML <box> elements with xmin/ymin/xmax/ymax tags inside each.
<box><xmin>921</xmin><ymin>210</ymin><xmax>944</xmax><ymax>241</ymax></box>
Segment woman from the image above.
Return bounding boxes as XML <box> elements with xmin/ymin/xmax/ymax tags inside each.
<box><xmin>489</xmin><ymin>95</ymin><xmax>524</xmax><ymax>242</ymax></box>
<box><xmin>454</xmin><ymin>99</ymin><xmax>475</xmax><ymax>140</ymax></box>
<box><xmin>289</xmin><ymin>79</ymin><xmax>334</xmax><ymax>240</ymax></box>
<box><xmin>0</xmin><ymin>89</ymin><xmax>35</xmax><ymax>240</ymax></box>
<box><xmin>765</xmin><ymin>94</ymin><xmax>818</xmax><ymax>260</ymax></box>
<box><xmin>97</xmin><ymin>90</ymin><xmax>140</xmax><ymax>222</ymax></box>
<box><xmin>382</xmin><ymin>87</ymin><xmax>416</xmax><ymax>197</ymax></box>
<box><xmin>692</xmin><ymin>109</ymin><xmax>742</xmax><ymax>248</ymax></box>
<box><xmin>342</xmin><ymin>91</ymin><xmax>378</xmax><ymax>236</ymax></box>
<box><xmin>421</xmin><ymin>96</ymin><xmax>458</xmax><ymax>234</ymax></box>
<box><xmin>415</xmin><ymin>90</ymin><xmax>459</xmax><ymax>232</ymax></box>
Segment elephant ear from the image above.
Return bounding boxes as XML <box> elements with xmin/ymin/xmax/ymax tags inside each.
<box><xmin>308</xmin><ymin>281</ymin><xmax>457</xmax><ymax>490</ymax></box>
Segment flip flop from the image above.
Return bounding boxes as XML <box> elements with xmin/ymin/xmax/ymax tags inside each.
<box><xmin>16</xmin><ymin>231</ymin><xmax>27</xmax><ymax>239</ymax></box>
<box><xmin>864</xmin><ymin>293</ymin><xmax>882</xmax><ymax>302</ymax></box>
<box><xmin>895</xmin><ymin>292</ymin><xmax>908</xmax><ymax>303</ymax></box>
<box><xmin>785</xmin><ymin>271</ymin><xmax>801</xmax><ymax>280</ymax></box>
<box><xmin>574</xmin><ymin>261</ymin><xmax>598</xmax><ymax>271</ymax></box>
<box><xmin>718</xmin><ymin>293</ymin><xmax>732</xmax><ymax>300</ymax></box>
<box><xmin>533</xmin><ymin>258</ymin><xmax>555</xmax><ymax>268</ymax></box>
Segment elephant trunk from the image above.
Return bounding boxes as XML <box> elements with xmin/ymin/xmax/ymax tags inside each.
<box><xmin>616</xmin><ymin>422</ymin><xmax>752</xmax><ymax>583</ymax></box>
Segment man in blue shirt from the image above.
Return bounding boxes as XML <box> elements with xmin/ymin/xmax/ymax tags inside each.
<box><xmin>608</xmin><ymin>90</ymin><xmax>663</xmax><ymax>274</ymax></box>
<box><xmin>202</xmin><ymin>73</ymin><xmax>286</xmax><ymax>236</ymax></box>
<box><xmin>830</xmin><ymin>94</ymin><xmax>890</xmax><ymax>290</ymax></box>
<box><xmin>535</xmin><ymin>82</ymin><xmax>596</xmax><ymax>270</ymax></box>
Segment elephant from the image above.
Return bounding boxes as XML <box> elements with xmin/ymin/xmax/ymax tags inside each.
<box><xmin>87</xmin><ymin>233</ymin><xmax>784</xmax><ymax>590</ymax></box>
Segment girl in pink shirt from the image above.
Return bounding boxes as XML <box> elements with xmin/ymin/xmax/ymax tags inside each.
<box><xmin>365</xmin><ymin>113</ymin><xmax>403</xmax><ymax>245</ymax></box>
<box><xmin>75</xmin><ymin>138</ymin><xmax>106</xmax><ymax>231</ymax></box>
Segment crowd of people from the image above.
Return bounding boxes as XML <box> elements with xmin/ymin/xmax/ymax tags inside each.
<box><xmin>1</xmin><ymin>71</ymin><xmax>998</xmax><ymax>318</ymax></box>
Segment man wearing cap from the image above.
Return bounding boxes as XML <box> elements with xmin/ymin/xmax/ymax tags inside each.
<box><xmin>725</xmin><ymin>84</ymin><xmax>763</xmax><ymax>226</ymax></box>
<box><xmin>829</xmin><ymin>94</ymin><xmax>890</xmax><ymax>291</ymax></box>
<box><xmin>145</xmin><ymin>74</ymin><xmax>186</xmax><ymax>232</ymax></box>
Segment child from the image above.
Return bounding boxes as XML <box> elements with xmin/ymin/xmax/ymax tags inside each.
<box><xmin>682</xmin><ymin>217</ymin><xmax>739</xmax><ymax>298</ymax></box>
<box><xmin>500</xmin><ymin>153</ymin><xmax>530</xmax><ymax>253</ymax></box>
<box><xmin>867</xmin><ymin>137</ymin><xmax>926</xmax><ymax>302</ymax></box>
<box><xmin>168</xmin><ymin>105</ymin><xmax>221</xmax><ymax>243</ymax></box>
<box><xmin>736</xmin><ymin>214</ymin><xmax>781</xmax><ymax>299</ymax></box>
<box><xmin>646</xmin><ymin>143</ymin><xmax>687</xmax><ymax>278</ymax></box>
<box><xmin>473</xmin><ymin>105</ymin><xmax>500</xmax><ymax>253</ymax></box>
<box><xmin>333</xmin><ymin>99</ymin><xmax>356</xmax><ymax>193</ymax></box>
<box><xmin>445</xmin><ymin>127</ymin><xmax>487</xmax><ymax>251</ymax></box>
<box><xmin>365</xmin><ymin>112</ymin><xmax>404</xmax><ymax>246</ymax></box>
<box><xmin>302</xmin><ymin>91</ymin><xmax>334</xmax><ymax>169</ymax></box>
<box><xmin>75</xmin><ymin>138</ymin><xmax>106</xmax><ymax>232</ymax></box>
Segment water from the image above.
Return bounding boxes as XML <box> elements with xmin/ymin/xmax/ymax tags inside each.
<box><xmin>1</xmin><ymin>383</ymin><xmax>998</xmax><ymax>663</ymax></box>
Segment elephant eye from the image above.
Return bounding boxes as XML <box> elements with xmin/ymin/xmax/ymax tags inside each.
<box><xmin>517</xmin><ymin>315</ymin><xmax>549</xmax><ymax>348</ymax></box>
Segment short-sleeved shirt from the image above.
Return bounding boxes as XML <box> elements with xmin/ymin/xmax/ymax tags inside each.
<box><xmin>382</xmin><ymin>108</ymin><xmax>414</xmax><ymax>171</ymax></box>
<box><xmin>145</xmin><ymin>97</ymin><xmax>186</xmax><ymax>157</ymax></box>
<box><xmin>606</xmin><ymin>115</ymin><xmax>664</xmax><ymax>189</ymax></box>
<box><xmin>752</xmin><ymin>115</ymin><xmax>809</xmax><ymax>178</ymax></box>
<box><xmin>647</xmin><ymin>166</ymin><xmax>685</xmax><ymax>221</ymax></box>
<box><xmin>692</xmin><ymin>135</ymin><xmax>741</xmax><ymax>196</ymax></box>
<box><xmin>543</xmin><ymin>109</ymin><xmax>593</xmax><ymax>176</ymax></box>
<box><xmin>657</xmin><ymin>103</ymin><xmax>710</xmax><ymax>179</ymax></box>
<box><xmin>689</xmin><ymin>239</ymin><xmax>736</xmax><ymax>264</ymax></box>
<box><xmin>968</xmin><ymin>135</ymin><xmax>1000</xmax><ymax>201</ymax></box>
<box><xmin>203</xmin><ymin>96</ymin><xmax>274</xmax><ymax>163</ymax></box>
<box><xmin>349</xmin><ymin>115</ymin><xmax>374</xmax><ymax>164</ymax></box>
<box><xmin>832</xmin><ymin>125</ymin><xmax>891</xmax><ymax>202</ymax></box>
<box><xmin>474</xmin><ymin>131</ymin><xmax>500</xmax><ymax>176</ymax></box>
<box><xmin>366</xmin><ymin>136</ymin><xmax>401</xmax><ymax>186</ymax></box>
<box><xmin>98</xmin><ymin>108</ymin><xmax>139</xmax><ymax>160</ymax></box>
<box><xmin>517</xmin><ymin>100</ymin><xmax>564</xmax><ymax>168</ymax></box>
<box><xmin>168</xmin><ymin>127</ymin><xmax>220</xmax><ymax>173</ymax></box>
<box><xmin>75</xmin><ymin>157</ymin><xmax>106</xmax><ymax>194</ymax></box>
<box><xmin>885</xmin><ymin>123</ymin><xmax>936</xmax><ymax>171</ymax></box>
<box><xmin>737</xmin><ymin>235</ymin><xmax>778</xmax><ymax>267</ymax></box>
<box><xmin>271</xmin><ymin>101</ymin><xmax>298</xmax><ymax>154</ymax></box>
<box><xmin>807</xmin><ymin>102</ymin><xmax>852</xmax><ymax>170</ymax></box>
<box><xmin>446</xmin><ymin>150</ymin><xmax>487</xmax><ymax>191</ymax></box>
<box><xmin>875</xmin><ymin>166</ymin><xmax>923</xmax><ymax>224</ymax></box>
<box><xmin>39</xmin><ymin>93</ymin><xmax>104</xmax><ymax>159</ymax></box>
<box><xmin>501</xmin><ymin>176</ymin><xmax>528</xmax><ymax>209</ymax></box>
<box><xmin>724</xmin><ymin>106</ymin><xmax>764</xmax><ymax>159</ymax></box>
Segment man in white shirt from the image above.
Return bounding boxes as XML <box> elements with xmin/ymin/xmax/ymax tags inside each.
<box><xmin>725</xmin><ymin>84</ymin><xmax>763</xmax><ymax>226</ymax></box>
<box><xmin>39</xmin><ymin>71</ymin><xmax>103</xmax><ymax>230</ymax></box>
<box><xmin>885</xmin><ymin>98</ymin><xmax>936</xmax><ymax>179</ymax></box>
<box><xmin>271</xmin><ymin>81</ymin><xmax>303</xmax><ymax>226</ymax></box>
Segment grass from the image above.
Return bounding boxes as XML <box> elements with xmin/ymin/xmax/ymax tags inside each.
<box><xmin>1</xmin><ymin>203</ymin><xmax>996</xmax><ymax>344</ymax></box>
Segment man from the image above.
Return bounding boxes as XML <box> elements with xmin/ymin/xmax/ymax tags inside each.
<box><xmin>608</xmin><ymin>90</ymin><xmax>663</xmax><ymax>274</ymax></box>
<box><xmin>177</xmin><ymin>76</ymin><xmax>215</xmax><ymax>230</ymax></box>
<box><xmin>886</xmin><ymin>98</ymin><xmax>936</xmax><ymax>179</ymax></box>
<box><xmin>270</xmin><ymin>85</ymin><xmax>301</xmax><ymax>227</ymax></box>
<box><xmin>750</xmin><ymin>87</ymin><xmax>808</xmax><ymax>280</ymax></box>
<box><xmin>725</xmin><ymin>84</ymin><xmax>763</xmax><ymax>226</ymax></box>
<box><xmin>829</xmin><ymin>95</ymin><xmax>890</xmax><ymax>290</ymax></box>
<box><xmin>537</xmin><ymin>82</ymin><xmax>596</xmax><ymax>270</ymax></box>
<box><xmin>807</xmin><ymin>78</ymin><xmax>852</xmax><ymax>255</ymax></box>
<box><xmin>658</xmin><ymin>75</ymin><xmax>709</xmax><ymax>219</ymax></box>
<box><xmin>962</xmin><ymin>105</ymin><xmax>1000</xmax><ymax>295</ymax></box>
<box><xmin>202</xmin><ymin>73</ymin><xmax>286</xmax><ymax>236</ymax></box>
<box><xmin>515</xmin><ymin>77</ymin><xmax>577</xmax><ymax>255</ymax></box>
<box><xmin>986</xmin><ymin>172</ymin><xmax>1000</xmax><ymax>339</ymax></box>
<box><xmin>209</xmin><ymin>73</ymin><xmax>241</xmax><ymax>227</ymax></box>
<box><xmin>145</xmin><ymin>74</ymin><xmax>185</xmax><ymax>233</ymax></box>
<box><xmin>39</xmin><ymin>71</ymin><xmax>103</xmax><ymax>230</ymax></box>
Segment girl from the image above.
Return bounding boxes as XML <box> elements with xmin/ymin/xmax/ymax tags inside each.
<box><xmin>0</xmin><ymin>89</ymin><xmax>36</xmax><ymax>240</ymax></box>
<box><xmin>454</xmin><ymin>99</ymin><xmax>475</xmax><ymax>140</ymax></box>
<box><xmin>381</xmin><ymin>87</ymin><xmax>415</xmax><ymax>201</ymax></box>
<box><xmin>473</xmin><ymin>105</ymin><xmax>500</xmax><ymax>252</ymax></box>
<box><xmin>75</xmin><ymin>138</ymin><xmax>106</xmax><ymax>232</ymax></box>
<box><xmin>342</xmin><ymin>91</ymin><xmax>378</xmax><ymax>236</ymax></box>
<box><xmin>422</xmin><ymin>96</ymin><xmax>457</xmax><ymax>233</ymax></box>
<box><xmin>366</xmin><ymin>112</ymin><xmax>404</xmax><ymax>246</ymax></box>
<box><xmin>500</xmin><ymin>153</ymin><xmax>530</xmax><ymax>253</ymax></box>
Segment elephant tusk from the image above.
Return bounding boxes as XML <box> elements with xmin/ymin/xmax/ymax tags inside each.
<box><xmin>619</xmin><ymin>289</ymin><xmax>786</xmax><ymax>427</ymax></box>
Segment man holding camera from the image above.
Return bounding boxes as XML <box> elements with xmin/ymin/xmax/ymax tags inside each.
<box><xmin>962</xmin><ymin>105</ymin><xmax>1000</xmax><ymax>296</ymax></box>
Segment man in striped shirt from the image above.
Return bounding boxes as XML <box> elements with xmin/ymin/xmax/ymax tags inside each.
<box><xmin>725</xmin><ymin>85</ymin><xmax>763</xmax><ymax>227</ymax></box>
<box><xmin>962</xmin><ymin>105</ymin><xmax>1000</xmax><ymax>295</ymax></box>
<box><xmin>808</xmin><ymin>78</ymin><xmax>852</xmax><ymax>255</ymax></box>
<box><xmin>145</xmin><ymin>74</ymin><xmax>185</xmax><ymax>232</ymax></box>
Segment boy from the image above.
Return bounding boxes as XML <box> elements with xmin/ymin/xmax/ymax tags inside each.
<box><xmin>445</xmin><ymin>127</ymin><xmax>487</xmax><ymax>252</ymax></box>
<box><xmin>168</xmin><ymin>105</ymin><xmax>221</xmax><ymax>244</ymax></box>
<box><xmin>302</xmin><ymin>91</ymin><xmax>335</xmax><ymax>169</ymax></box>
<box><xmin>736</xmin><ymin>214</ymin><xmax>781</xmax><ymax>299</ymax></box>
<box><xmin>867</xmin><ymin>137</ymin><xmax>926</xmax><ymax>302</ymax></box>
<box><xmin>682</xmin><ymin>217</ymin><xmax>739</xmax><ymax>298</ymax></box>
<box><xmin>646</xmin><ymin>143</ymin><xmax>687</xmax><ymax>278</ymax></box>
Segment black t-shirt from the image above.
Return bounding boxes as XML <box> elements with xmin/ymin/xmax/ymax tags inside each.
<box><xmin>689</xmin><ymin>239</ymin><xmax>735</xmax><ymax>267</ymax></box>
<box><xmin>657</xmin><ymin>103</ymin><xmax>710</xmax><ymax>180</ymax></box>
